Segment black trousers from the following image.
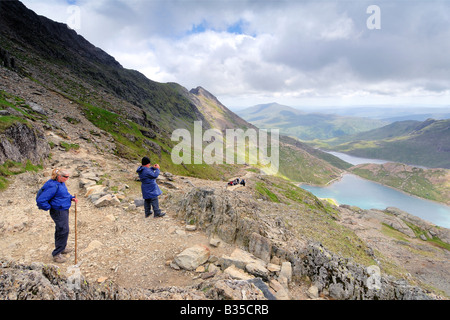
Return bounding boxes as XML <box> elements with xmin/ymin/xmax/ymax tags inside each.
<box><xmin>144</xmin><ymin>197</ymin><xmax>161</xmax><ymax>217</ymax></box>
<box><xmin>49</xmin><ymin>208</ymin><xmax>69</xmax><ymax>256</ymax></box>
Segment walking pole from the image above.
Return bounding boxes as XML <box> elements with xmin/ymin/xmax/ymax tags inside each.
<box><xmin>74</xmin><ymin>194</ymin><xmax>78</xmax><ymax>265</ymax></box>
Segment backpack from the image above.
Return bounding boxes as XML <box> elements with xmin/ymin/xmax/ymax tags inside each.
<box><xmin>36</xmin><ymin>182</ymin><xmax>59</xmax><ymax>210</ymax></box>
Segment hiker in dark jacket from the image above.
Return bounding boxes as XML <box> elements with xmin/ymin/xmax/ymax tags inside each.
<box><xmin>136</xmin><ymin>157</ymin><xmax>165</xmax><ymax>218</ymax></box>
<box><xmin>36</xmin><ymin>168</ymin><xmax>78</xmax><ymax>263</ymax></box>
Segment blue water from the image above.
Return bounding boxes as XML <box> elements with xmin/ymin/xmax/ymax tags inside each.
<box><xmin>324</xmin><ymin>150</ymin><xmax>428</xmax><ymax>168</ymax></box>
<box><xmin>300</xmin><ymin>174</ymin><xmax>450</xmax><ymax>228</ymax></box>
<box><xmin>324</xmin><ymin>151</ymin><xmax>389</xmax><ymax>165</ymax></box>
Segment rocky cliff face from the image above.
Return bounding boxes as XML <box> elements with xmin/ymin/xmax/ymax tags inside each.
<box><xmin>0</xmin><ymin>122</ymin><xmax>49</xmax><ymax>165</ymax></box>
<box><xmin>169</xmin><ymin>186</ymin><xmax>438</xmax><ymax>300</ymax></box>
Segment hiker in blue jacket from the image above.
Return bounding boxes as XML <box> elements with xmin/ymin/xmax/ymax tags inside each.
<box><xmin>136</xmin><ymin>157</ymin><xmax>165</xmax><ymax>218</ymax></box>
<box><xmin>36</xmin><ymin>168</ymin><xmax>78</xmax><ymax>263</ymax></box>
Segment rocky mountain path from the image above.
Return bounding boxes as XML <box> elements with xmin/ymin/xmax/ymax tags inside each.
<box><xmin>0</xmin><ymin>134</ymin><xmax>309</xmax><ymax>298</ymax></box>
<box><xmin>0</xmin><ymin>146</ymin><xmax>218</xmax><ymax>287</ymax></box>
<box><xmin>0</xmin><ymin>68</ymin><xmax>312</xmax><ymax>299</ymax></box>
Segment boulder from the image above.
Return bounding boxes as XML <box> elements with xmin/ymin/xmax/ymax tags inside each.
<box><xmin>224</xmin><ymin>265</ymin><xmax>254</xmax><ymax>280</ymax></box>
<box><xmin>79</xmin><ymin>178</ymin><xmax>96</xmax><ymax>189</ymax></box>
<box><xmin>245</xmin><ymin>261</ymin><xmax>269</xmax><ymax>280</ymax></box>
<box><xmin>80</xmin><ymin>172</ymin><xmax>100</xmax><ymax>182</ymax></box>
<box><xmin>93</xmin><ymin>194</ymin><xmax>121</xmax><ymax>208</ymax></box>
<box><xmin>209</xmin><ymin>279</ymin><xmax>266</xmax><ymax>300</ymax></box>
<box><xmin>219</xmin><ymin>248</ymin><xmax>260</xmax><ymax>270</ymax></box>
<box><xmin>85</xmin><ymin>185</ymin><xmax>107</xmax><ymax>199</ymax></box>
<box><xmin>174</xmin><ymin>245</ymin><xmax>210</xmax><ymax>271</ymax></box>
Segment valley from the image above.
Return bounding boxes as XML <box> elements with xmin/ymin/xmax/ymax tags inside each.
<box><xmin>0</xmin><ymin>0</ymin><xmax>449</xmax><ymax>301</ymax></box>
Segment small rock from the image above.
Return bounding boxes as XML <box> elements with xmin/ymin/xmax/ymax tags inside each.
<box><xmin>267</xmin><ymin>263</ymin><xmax>281</xmax><ymax>272</ymax></box>
<box><xmin>307</xmin><ymin>285</ymin><xmax>319</xmax><ymax>299</ymax></box>
<box><xmin>97</xmin><ymin>277</ymin><xmax>108</xmax><ymax>283</ymax></box>
<box><xmin>269</xmin><ymin>279</ymin><xmax>290</xmax><ymax>300</ymax></box>
<box><xmin>185</xmin><ymin>225</ymin><xmax>197</xmax><ymax>231</ymax></box>
<box><xmin>195</xmin><ymin>265</ymin><xmax>205</xmax><ymax>273</ymax></box>
<box><xmin>127</xmin><ymin>204</ymin><xmax>137</xmax><ymax>211</ymax></box>
<box><xmin>209</xmin><ymin>237</ymin><xmax>221</xmax><ymax>247</ymax></box>
<box><xmin>134</xmin><ymin>199</ymin><xmax>145</xmax><ymax>207</ymax></box>
<box><xmin>83</xmin><ymin>240</ymin><xmax>103</xmax><ymax>253</ymax></box>
<box><xmin>201</xmin><ymin>271</ymin><xmax>216</xmax><ymax>280</ymax></box>
<box><xmin>280</xmin><ymin>261</ymin><xmax>292</xmax><ymax>283</ymax></box>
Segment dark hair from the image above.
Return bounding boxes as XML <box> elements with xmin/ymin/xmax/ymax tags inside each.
<box><xmin>142</xmin><ymin>157</ymin><xmax>151</xmax><ymax>165</ymax></box>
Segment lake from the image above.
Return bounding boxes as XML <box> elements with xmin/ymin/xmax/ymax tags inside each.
<box><xmin>324</xmin><ymin>150</ymin><xmax>428</xmax><ymax>168</ymax></box>
<box><xmin>300</xmin><ymin>174</ymin><xmax>450</xmax><ymax>229</ymax></box>
<box><xmin>324</xmin><ymin>151</ymin><xmax>389</xmax><ymax>165</ymax></box>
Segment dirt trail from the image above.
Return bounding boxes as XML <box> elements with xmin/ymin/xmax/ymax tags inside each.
<box><xmin>0</xmin><ymin>138</ymin><xmax>242</xmax><ymax>290</ymax></box>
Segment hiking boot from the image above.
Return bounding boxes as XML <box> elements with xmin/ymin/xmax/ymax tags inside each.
<box><xmin>145</xmin><ymin>212</ymin><xmax>153</xmax><ymax>218</ymax></box>
<box><xmin>61</xmin><ymin>248</ymin><xmax>73</xmax><ymax>254</ymax></box>
<box><xmin>53</xmin><ymin>253</ymin><xmax>66</xmax><ymax>263</ymax></box>
<box><xmin>154</xmin><ymin>212</ymin><xmax>166</xmax><ymax>218</ymax></box>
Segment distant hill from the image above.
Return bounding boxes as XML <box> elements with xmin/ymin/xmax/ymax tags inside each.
<box><xmin>313</xmin><ymin>106</ymin><xmax>450</xmax><ymax>122</ymax></box>
<box><xmin>236</xmin><ymin>103</ymin><xmax>388</xmax><ymax>141</ymax></box>
<box><xmin>312</xmin><ymin>119</ymin><xmax>450</xmax><ymax>169</ymax></box>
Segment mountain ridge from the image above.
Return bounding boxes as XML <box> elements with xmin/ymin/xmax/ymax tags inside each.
<box><xmin>237</xmin><ymin>102</ymin><xmax>389</xmax><ymax>141</ymax></box>
<box><xmin>314</xmin><ymin>118</ymin><xmax>450</xmax><ymax>169</ymax></box>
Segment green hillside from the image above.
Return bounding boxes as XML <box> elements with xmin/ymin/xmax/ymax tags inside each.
<box><xmin>311</xmin><ymin>119</ymin><xmax>450</xmax><ymax>169</ymax></box>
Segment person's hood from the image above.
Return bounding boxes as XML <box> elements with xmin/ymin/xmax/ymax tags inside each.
<box><xmin>136</xmin><ymin>166</ymin><xmax>145</xmax><ymax>173</ymax></box>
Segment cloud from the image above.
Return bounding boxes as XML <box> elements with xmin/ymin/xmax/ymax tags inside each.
<box><xmin>20</xmin><ymin>0</ymin><xmax>450</xmax><ymax>108</ymax></box>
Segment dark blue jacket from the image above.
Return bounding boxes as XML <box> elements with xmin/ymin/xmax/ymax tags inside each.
<box><xmin>136</xmin><ymin>166</ymin><xmax>162</xmax><ymax>199</ymax></box>
<box><xmin>36</xmin><ymin>179</ymin><xmax>75</xmax><ymax>211</ymax></box>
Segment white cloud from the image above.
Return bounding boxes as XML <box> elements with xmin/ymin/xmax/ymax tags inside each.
<box><xmin>20</xmin><ymin>0</ymin><xmax>450</xmax><ymax>109</ymax></box>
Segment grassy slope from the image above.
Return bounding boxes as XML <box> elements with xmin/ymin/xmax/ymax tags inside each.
<box><xmin>310</xmin><ymin>119</ymin><xmax>450</xmax><ymax>169</ymax></box>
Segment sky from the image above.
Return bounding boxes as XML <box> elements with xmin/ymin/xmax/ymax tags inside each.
<box><xmin>20</xmin><ymin>0</ymin><xmax>450</xmax><ymax>111</ymax></box>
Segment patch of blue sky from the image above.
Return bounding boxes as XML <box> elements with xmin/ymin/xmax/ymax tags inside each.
<box><xmin>189</xmin><ymin>20</ymin><xmax>208</xmax><ymax>35</ymax></box>
<box><xmin>186</xmin><ymin>19</ymin><xmax>254</xmax><ymax>37</ymax></box>
<box><xmin>227</xmin><ymin>19</ymin><xmax>245</xmax><ymax>35</ymax></box>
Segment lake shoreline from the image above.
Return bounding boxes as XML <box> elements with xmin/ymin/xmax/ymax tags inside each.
<box><xmin>315</xmin><ymin>172</ymin><xmax>450</xmax><ymax>208</ymax></box>
<box><xmin>319</xmin><ymin>151</ymin><xmax>449</xmax><ymax>206</ymax></box>
<box><xmin>299</xmin><ymin>173</ymin><xmax>450</xmax><ymax>229</ymax></box>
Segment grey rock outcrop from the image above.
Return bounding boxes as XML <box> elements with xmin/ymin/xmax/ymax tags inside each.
<box><xmin>295</xmin><ymin>242</ymin><xmax>432</xmax><ymax>300</ymax></box>
<box><xmin>0</xmin><ymin>122</ymin><xmax>49</xmax><ymax>165</ymax></box>
<box><xmin>173</xmin><ymin>187</ymin><xmax>435</xmax><ymax>300</ymax></box>
<box><xmin>0</xmin><ymin>258</ymin><xmax>270</xmax><ymax>300</ymax></box>
<box><xmin>176</xmin><ymin>187</ymin><xmax>263</xmax><ymax>247</ymax></box>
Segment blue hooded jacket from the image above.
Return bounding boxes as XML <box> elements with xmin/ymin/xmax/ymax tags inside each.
<box><xmin>36</xmin><ymin>179</ymin><xmax>75</xmax><ymax>211</ymax></box>
<box><xmin>136</xmin><ymin>166</ymin><xmax>162</xmax><ymax>199</ymax></box>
